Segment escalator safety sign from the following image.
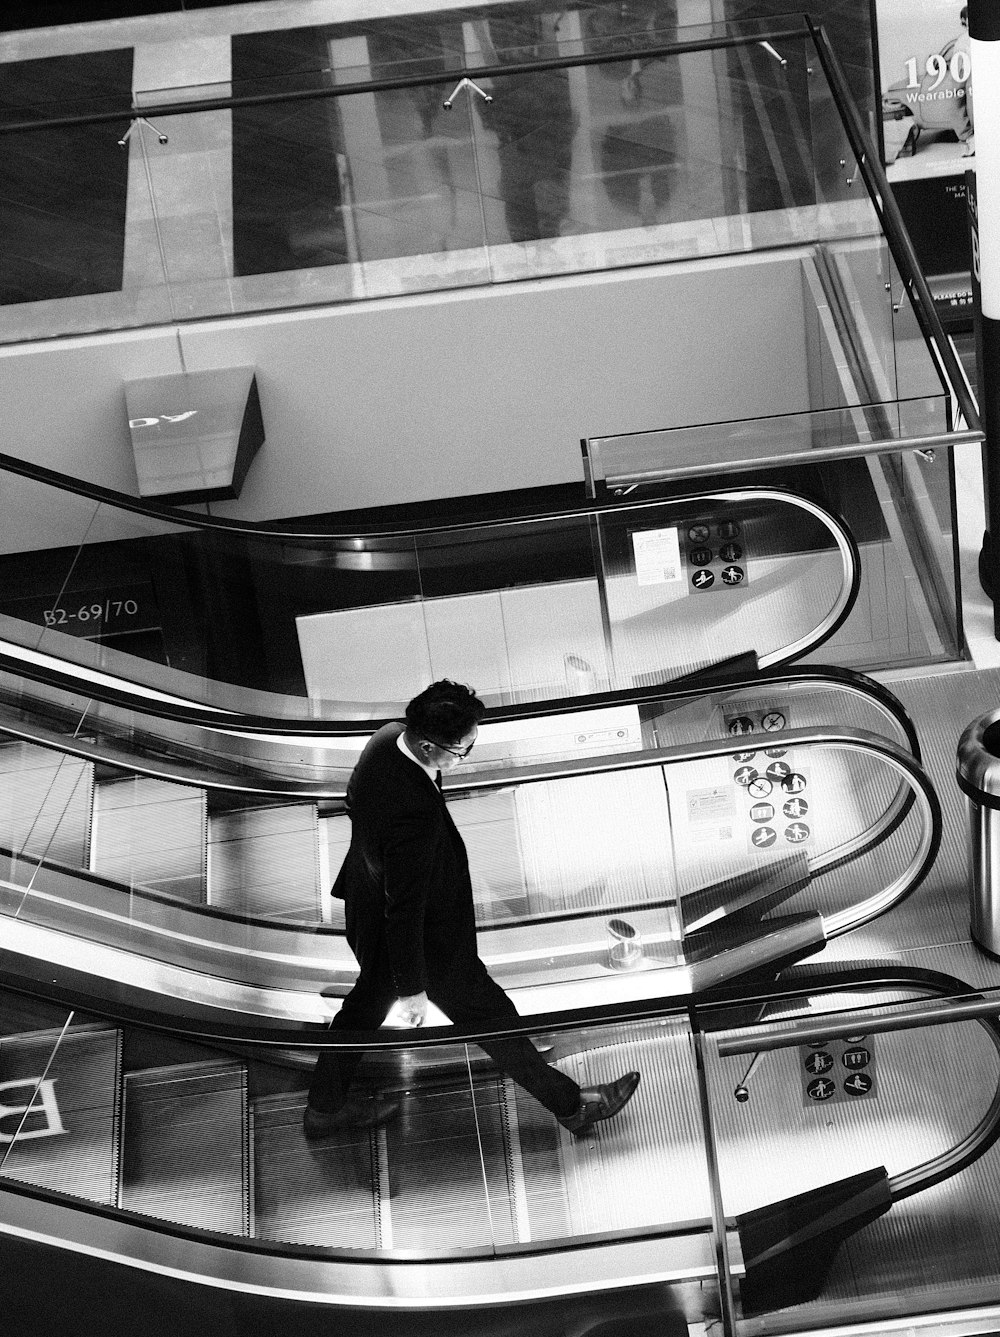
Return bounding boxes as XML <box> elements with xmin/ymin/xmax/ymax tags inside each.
<box><xmin>632</xmin><ymin>527</ymin><xmax>683</xmax><ymax>586</ymax></box>
<box><xmin>684</xmin><ymin>785</ymin><xmax>736</xmax><ymax>844</ymax></box>
<box><xmin>800</xmin><ymin>1037</ymin><xmax>877</xmax><ymax>1105</ymax></box>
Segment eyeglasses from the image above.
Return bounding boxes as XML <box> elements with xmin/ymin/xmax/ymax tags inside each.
<box><xmin>424</xmin><ymin>735</ymin><xmax>476</xmax><ymax>758</ymax></box>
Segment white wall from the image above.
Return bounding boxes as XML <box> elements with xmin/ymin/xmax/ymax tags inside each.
<box><xmin>0</xmin><ymin>248</ymin><xmax>813</xmax><ymax>527</ymax></box>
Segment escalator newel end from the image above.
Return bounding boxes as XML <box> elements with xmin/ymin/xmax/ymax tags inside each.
<box><xmin>736</xmin><ymin>1165</ymin><xmax>891</xmax><ymax>1314</ymax></box>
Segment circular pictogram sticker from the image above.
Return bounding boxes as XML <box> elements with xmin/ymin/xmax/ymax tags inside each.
<box><xmin>806</xmin><ymin>1077</ymin><xmax>836</xmax><ymax>1102</ymax></box>
<box><xmin>728</xmin><ymin>716</ymin><xmax>756</xmax><ymax>735</ymax></box>
<box><xmin>804</xmin><ymin>1050</ymin><xmax>833</xmax><ymax>1075</ymax></box>
<box><xmin>843</xmin><ymin>1072</ymin><xmax>874</xmax><ymax>1097</ymax></box>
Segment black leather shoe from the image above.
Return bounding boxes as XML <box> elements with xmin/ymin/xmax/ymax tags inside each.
<box><xmin>558</xmin><ymin>1071</ymin><xmax>640</xmax><ymax>1137</ymax></box>
<box><xmin>303</xmin><ymin>1096</ymin><xmax>401</xmax><ymax>1139</ymax></box>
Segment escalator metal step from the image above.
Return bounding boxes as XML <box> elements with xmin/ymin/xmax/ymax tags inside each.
<box><xmin>0</xmin><ymin>1022</ymin><xmax>121</xmax><ymax>1203</ymax></box>
<box><xmin>208</xmin><ymin>803</ymin><xmax>320</xmax><ymax>921</ymax></box>
<box><xmin>252</xmin><ymin>1094</ymin><xmax>383</xmax><ymax>1249</ymax></box>
<box><xmin>121</xmin><ymin>1060</ymin><xmax>248</xmax><ymax>1234</ymax></box>
<box><xmin>91</xmin><ymin>775</ymin><xmax>206</xmax><ymax>902</ymax></box>
<box><xmin>385</xmin><ymin>1080</ymin><xmax>519</xmax><ymax>1250</ymax></box>
<box><xmin>0</xmin><ymin>740</ymin><xmax>92</xmax><ymax>868</ymax></box>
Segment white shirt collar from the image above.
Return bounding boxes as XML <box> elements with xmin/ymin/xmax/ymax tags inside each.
<box><xmin>397</xmin><ymin>728</ymin><xmax>439</xmax><ymax>781</ymax></box>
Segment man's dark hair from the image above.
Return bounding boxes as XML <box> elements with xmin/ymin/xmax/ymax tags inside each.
<box><xmin>405</xmin><ymin>679</ymin><xmax>485</xmax><ymax>745</ymax></box>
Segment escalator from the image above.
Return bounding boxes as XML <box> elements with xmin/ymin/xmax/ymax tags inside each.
<box><xmin>1</xmin><ymin>963</ymin><xmax>999</xmax><ymax>1334</ymax></box>
<box><xmin>0</xmin><ymin>664</ymin><xmax>939</xmax><ymax>1029</ymax></box>
<box><xmin>0</xmin><ymin>448</ymin><xmax>858</xmax><ymax>720</ymax></box>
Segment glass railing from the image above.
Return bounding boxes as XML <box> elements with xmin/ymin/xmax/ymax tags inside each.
<box><xmin>0</xmin><ymin>16</ymin><xmax>978</xmax><ymax>694</ymax></box>
<box><xmin>0</xmin><ymin>690</ymin><xmax>939</xmax><ymax>1023</ymax></box>
<box><xmin>0</xmin><ymin>12</ymin><xmax>977</xmax><ymax>450</ymax></box>
<box><xmin>0</xmin><ymin>657</ymin><xmax>921</xmax><ymax>787</ymax></box>
<box><xmin>587</xmin><ymin>418</ymin><xmax>967</xmax><ymax>672</ymax></box>
<box><xmin>3</xmin><ymin>963</ymin><xmax>1000</xmax><ymax>1327</ymax></box>
<box><xmin>699</xmin><ymin>971</ymin><xmax>1000</xmax><ymax>1332</ymax></box>
<box><xmin>0</xmin><ymin>17</ymin><xmax>888</xmax><ymax>337</ymax></box>
<box><xmin>0</xmin><ymin>470</ymin><xmax>858</xmax><ymax>718</ymax></box>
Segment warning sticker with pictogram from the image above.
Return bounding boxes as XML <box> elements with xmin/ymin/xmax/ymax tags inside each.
<box><xmin>721</xmin><ymin>705</ymin><xmax>818</xmax><ymax>854</ymax></box>
<box><xmin>799</xmin><ymin>1036</ymin><xmax>877</xmax><ymax>1105</ymax></box>
<box><xmin>683</xmin><ymin>516</ymin><xmax>751</xmax><ymax>593</ymax></box>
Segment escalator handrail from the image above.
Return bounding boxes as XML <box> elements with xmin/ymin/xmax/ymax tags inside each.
<box><xmin>0</xmin><ymin>964</ymin><xmax>996</xmax><ymax>1274</ymax></box>
<box><xmin>0</xmin><ymin>473</ymin><xmax>861</xmax><ymax>714</ymax></box>
<box><xmin>0</xmin><ymin>448</ymin><xmax>855</xmax><ymax>544</ymax></box>
<box><xmin>0</xmin><ymin>726</ymin><xmax>941</xmax><ymax>999</ymax></box>
<box><xmin>0</xmin><ymin>653</ymin><xmax>919</xmax><ymax>757</ymax></box>
<box><xmin>706</xmin><ymin>963</ymin><xmax>1000</xmax><ymax>1202</ymax></box>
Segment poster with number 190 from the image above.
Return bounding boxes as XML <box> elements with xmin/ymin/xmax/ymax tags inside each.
<box><xmin>876</xmin><ymin>0</ymin><xmax>974</xmax><ymax>181</ymax></box>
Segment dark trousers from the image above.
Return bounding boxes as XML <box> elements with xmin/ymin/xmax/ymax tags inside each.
<box><xmin>308</xmin><ymin>958</ymin><xmax>580</xmax><ymax>1119</ymax></box>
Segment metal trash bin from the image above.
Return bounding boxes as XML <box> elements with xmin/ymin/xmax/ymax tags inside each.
<box><xmin>957</xmin><ymin>709</ymin><xmax>1000</xmax><ymax>956</ymax></box>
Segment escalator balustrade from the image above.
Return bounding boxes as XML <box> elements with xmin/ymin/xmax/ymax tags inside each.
<box><xmin>1</xmin><ymin>965</ymin><xmax>998</xmax><ymax>1322</ymax></box>
<box><xmin>0</xmin><ymin>451</ymin><xmax>858</xmax><ymax>719</ymax></box>
<box><xmin>0</xmin><ymin>669</ymin><xmax>939</xmax><ymax>1025</ymax></box>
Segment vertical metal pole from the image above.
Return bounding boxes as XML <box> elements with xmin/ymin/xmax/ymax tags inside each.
<box><xmin>971</xmin><ymin>1</ymin><xmax>1000</xmax><ymax>629</ymax></box>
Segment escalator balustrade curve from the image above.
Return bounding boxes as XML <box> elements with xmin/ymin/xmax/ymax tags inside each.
<box><xmin>0</xmin><ymin>445</ymin><xmax>859</xmax><ymax>720</ymax></box>
<box><xmin>0</xmin><ymin>964</ymin><xmax>997</xmax><ymax>1325</ymax></box>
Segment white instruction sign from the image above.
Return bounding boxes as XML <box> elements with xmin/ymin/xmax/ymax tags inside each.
<box><xmin>632</xmin><ymin>527</ymin><xmax>683</xmax><ymax>586</ymax></box>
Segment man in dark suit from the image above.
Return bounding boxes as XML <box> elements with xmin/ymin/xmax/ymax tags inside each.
<box><xmin>305</xmin><ymin>679</ymin><xmax>640</xmax><ymax>1138</ymax></box>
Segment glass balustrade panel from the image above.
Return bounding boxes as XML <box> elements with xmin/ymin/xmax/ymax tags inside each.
<box><xmin>698</xmin><ymin>983</ymin><xmax>1000</xmax><ymax>1333</ymax></box>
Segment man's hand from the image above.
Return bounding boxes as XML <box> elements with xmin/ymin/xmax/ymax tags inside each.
<box><xmin>398</xmin><ymin>991</ymin><xmax>428</xmax><ymax>1027</ymax></box>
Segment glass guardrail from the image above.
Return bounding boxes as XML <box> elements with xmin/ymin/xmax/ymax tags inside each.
<box><xmin>0</xmin><ymin>17</ymin><xmax>884</xmax><ymax>338</ymax></box>
<box><xmin>2</xmin><ymin>964</ymin><xmax>1000</xmax><ymax>1325</ymax></box>
<box><xmin>0</xmin><ymin>720</ymin><xmax>938</xmax><ymax>1023</ymax></box>
<box><xmin>0</xmin><ymin>476</ymin><xmax>859</xmax><ymax>719</ymax></box>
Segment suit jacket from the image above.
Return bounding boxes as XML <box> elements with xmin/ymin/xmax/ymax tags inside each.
<box><xmin>333</xmin><ymin>722</ymin><xmax>478</xmax><ymax>996</ymax></box>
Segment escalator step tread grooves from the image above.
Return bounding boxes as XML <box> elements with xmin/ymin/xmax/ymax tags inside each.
<box><xmin>121</xmin><ymin>1060</ymin><xmax>247</xmax><ymax>1236</ymax></box>
<box><xmin>251</xmin><ymin>1094</ymin><xmax>380</xmax><ymax>1250</ymax></box>
<box><xmin>0</xmin><ymin>1024</ymin><xmax>120</xmax><ymax>1205</ymax></box>
<box><xmin>209</xmin><ymin>802</ymin><xmax>320</xmax><ymax>920</ymax></box>
<box><xmin>92</xmin><ymin>775</ymin><xmax>206</xmax><ymax>902</ymax></box>
<box><xmin>0</xmin><ymin>739</ymin><xmax>92</xmax><ymax>868</ymax></box>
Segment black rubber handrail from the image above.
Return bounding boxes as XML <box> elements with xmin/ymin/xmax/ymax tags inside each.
<box><xmin>0</xmin><ymin>962</ymin><xmax>996</xmax><ymax>1266</ymax></box>
<box><xmin>0</xmin><ymin>726</ymin><xmax>942</xmax><ymax>1040</ymax></box>
<box><xmin>0</xmin><ymin>653</ymin><xmax>910</xmax><ymax>748</ymax></box>
<box><xmin>701</xmin><ymin>961</ymin><xmax>1000</xmax><ymax>1202</ymax></box>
